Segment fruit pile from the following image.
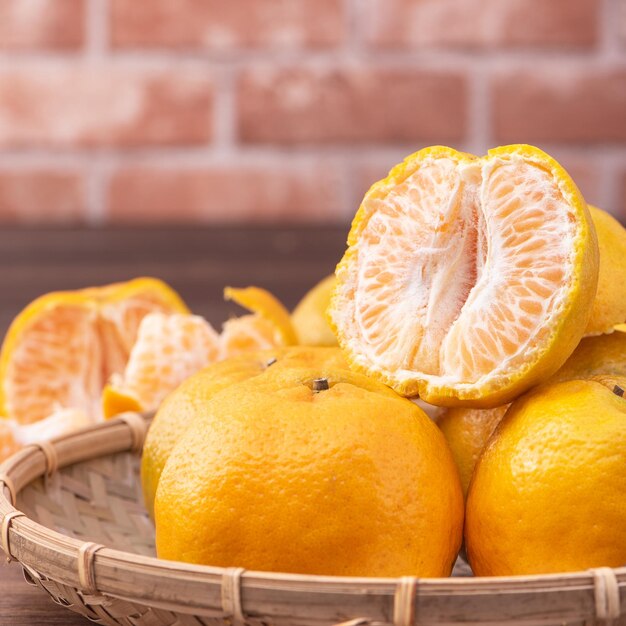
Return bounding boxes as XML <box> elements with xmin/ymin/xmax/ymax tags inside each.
<box><xmin>0</xmin><ymin>278</ymin><xmax>319</xmax><ymax>441</ymax></box>
<box><xmin>1</xmin><ymin>143</ymin><xmax>625</xmax><ymax>579</ymax></box>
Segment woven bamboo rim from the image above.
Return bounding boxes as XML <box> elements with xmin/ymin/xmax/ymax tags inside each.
<box><xmin>0</xmin><ymin>413</ymin><xmax>624</xmax><ymax>625</ymax></box>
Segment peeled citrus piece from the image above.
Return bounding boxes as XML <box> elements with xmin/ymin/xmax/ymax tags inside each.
<box><xmin>96</xmin><ymin>278</ymin><xmax>188</xmax><ymax>375</ymax></box>
<box><xmin>330</xmin><ymin>145</ymin><xmax>599</xmax><ymax>407</ymax></box>
<box><xmin>221</xmin><ymin>286</ymin><xmax>297</xmax><ymax>358</ymax></box>
<box><xmin>585</xmin><ymin>205</ymin><xmax>626</xmax><ymax>335</ymax></box>
<box><xmin>0</xmin><ymin>278</ymin><xmax>188</xmax><ymax>424</ymax></box>
<box><xmin>102</xmin><ymin>312</ymin><xmax>220</xmax><ymax>418</ymax></box>
<box><xmin>102</xmin><ymin>387</ymin><xmax>143</xmax><ymax>419</ymax></box>
<box><xmin>220</xmin><ymin>314</ymin><xmax>284</xmax><ymax>358</ymax></box>
<box><xmin>292</xmin><ymin>275</ymin><xmax>338</xmax><ymax>346</ymax></box>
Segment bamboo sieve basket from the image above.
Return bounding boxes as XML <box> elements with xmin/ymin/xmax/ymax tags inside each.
<box><xmin>0</xmin><ymin>412</ymin><xmax>624</xmax><ymax>626</ymax></box>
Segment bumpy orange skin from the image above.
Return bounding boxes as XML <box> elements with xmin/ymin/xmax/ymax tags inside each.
<box><xmin>466</xmin><ymin>379</ymin><xmax>626</xmax><ymax>576</ymax></box>
<box><xmin>585</xmin><ymin>206</ymin><xmax>626</xmax><ymax>335</ymax></box>
<box><xmin>329</xmin><ymin>144</ymin><xmax>599</xmax><ymax>408</ymax></box>
<box><xmin>141</xmin><ymin>347</ymin><xmax>349</xmax><ymax>517</ymax></box>
<box><xmin>292</xmin><ymin>275</ymin><xmax>338</xmax><ymax>347</ymax></box>
<box><xmin>437</xmin><ymin>405</ymin><xmax>508</xmax><ymax>497</ymax></box>
<box><xmin>437</xmin><ymin>329</ymin><xmax>626</xmax><ymax>497</ymax></box>
<box><xmin>155</xmin><ymin>367</ymin><xmax>464</xmax><ymax>578</ymax></box>
<box><xmin>549</xmin><ymin>329</ymin><xmax>626</xmax><ymax>383</ymax></box>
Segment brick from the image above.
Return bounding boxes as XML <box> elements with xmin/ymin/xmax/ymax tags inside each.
<box><xmin>238</xmin><ymin>67</ymin><xmax>466</xmax><ymax>144</ymax></box>
<box><xmin>0</xmin><ymin>0</ymin><xmax>84</xmax><ymax>50</ymax></box>
<box><xmin>492</xmin><ymin>69</ymin><xmax>626</xmax><ymax>143</ymax></box>
<box><xmin>111</xmin><ymin>0</ymin><xmax>343</xmax><ymax>50</ymax></box>
<box><xmin>364</xmin><ymin>0</ymin><xmax>599</xmax><ymax>49</ymax></box>
<box><xmin>0</xmin><ymin>171</ymin><xmax>85</xmax><ymax>224</ymax></box>
<box><xmin>0</xmin><ymin>67</ymin><xmax>213</xmax><ymax>148</ymax></box>
<box><xmin>108</xmin><ymin>164</ymin><xmax>345</xmax><ymax>224</ymax></box>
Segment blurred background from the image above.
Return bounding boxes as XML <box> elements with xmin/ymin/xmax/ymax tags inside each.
<box><xmin>0</xmin><ymin>0</ymin><xmax>625</xmax><ymax>226</ymax></box>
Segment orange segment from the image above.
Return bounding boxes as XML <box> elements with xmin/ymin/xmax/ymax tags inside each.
<box><xmin>103</xmin><ymin>312</ymin><xmax>220</xmax><ymax>418</ymax></box>
<box><xmin>0</xmin><ymin>278</ymin><xmax>189</xmax><ymax>424</ymax></box>
<box><xmin>98</xmin><ymin>277</ymin><xmax>190</xmax><ymax>378</ymax></box>
<box><xmin>220</xmin><ymin>314</ymin><xmax>283</xmax><ymax>358</ymax></box>
<box><xmin>330</xmin><ymin>145</ymin><xmax>599</xmax><ymax>407</ymax></box>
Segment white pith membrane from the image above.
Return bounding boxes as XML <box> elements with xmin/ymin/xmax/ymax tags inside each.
<box><xmin>4</xmin><ymin>295</ymin><xmax>175</xmax><ymax>423</ymax></box>
<box><xmin>336</xmin><ymin>154</ymin><xmax>579</xmax><ymax>393</ymax></box>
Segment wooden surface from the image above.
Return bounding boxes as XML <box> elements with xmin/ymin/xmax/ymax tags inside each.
<box><xmin>0</xmin><ymin>226</ymin><xmax>348</xmax><ymax>626</ymax></box>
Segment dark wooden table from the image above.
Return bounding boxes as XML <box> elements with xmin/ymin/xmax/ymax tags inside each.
<box><xmin>0</xmin><ymin>226</ymin><xmax>347</xmax><ymax>625</ymax></box>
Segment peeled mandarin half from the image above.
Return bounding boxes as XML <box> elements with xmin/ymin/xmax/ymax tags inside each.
<box><xmin>0</xmin><ymin>278</ymin><xmax>188</xmax><ymax>424</ymax></box>
<box><xmin>329</xmin><ymin>145</ymin><xmax>599</xmax><ymax>407</ymax></box>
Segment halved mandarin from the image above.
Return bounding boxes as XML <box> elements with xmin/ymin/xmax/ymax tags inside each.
<box><xmin>329</xmin><ymin>145</ymin><xmax>599</xmax><ymax>407</ymax></box>
<box><xmin>0</xmin><ymin>278</ymin><xmax>189</xmax><ymax>424</ymax></box>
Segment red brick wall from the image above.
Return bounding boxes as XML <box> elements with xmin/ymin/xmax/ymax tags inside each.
<box><xmin>0</xmin><ymin>0</ymin><xmax>625</xmax><ymax>225</ymax></box>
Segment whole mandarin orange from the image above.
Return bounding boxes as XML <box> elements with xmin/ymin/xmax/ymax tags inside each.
<box><xmin>466</xmin><ymin>377</ymin><xmax>626</xmax><ymax>575</ymax></box>
<box><xmin>155</xmin><ymin>366</ymin><xmax>463</xmax><ymax>577</ymax></box>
